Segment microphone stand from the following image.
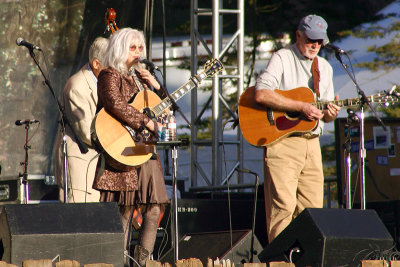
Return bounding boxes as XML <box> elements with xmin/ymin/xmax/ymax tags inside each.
<box><xmin>147</xmin><ymin>64</ymin><xmax>192</xmax><ymax>263</ymax></box>
<box><xmin>335</xmin><ymin>52</ymin><xmax>386</xmax><ymax>209</ymax></box>
<box><xmin>19</xmin><ymin>123</ymin><xmax>32</xmax><ymax>204</ymax></box>
<box><xmin>25</xmin><ymin>47</ymin><xmax>88</xmax><ymax>203</ymax></box>
<box><xmin>147</xmin><ymin>139</ymin><xmax>189</xmax><ymax>264</ymax></box>
<box><xmin>343</xmin><ymin>109</ymin><xmax>358</xmax><ymax>209</ymax></box>
<box><xmin>148</xmin><ymin>65</ymin><xmax>196</xmax><ymax>262</ymax></box>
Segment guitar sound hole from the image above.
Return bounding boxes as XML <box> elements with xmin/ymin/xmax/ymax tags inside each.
<box><xmin>276</xmin><ymin>116</ymin><xmax>301</xmax><ymax>130</ymax></box>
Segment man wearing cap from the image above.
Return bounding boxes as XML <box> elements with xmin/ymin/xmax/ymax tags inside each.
<box><xmin>254</xmin><ymin>14</ymin><xmax>340</xmax><ymax>242</ymax></box>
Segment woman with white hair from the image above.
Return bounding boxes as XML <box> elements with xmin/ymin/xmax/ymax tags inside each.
<box><xmin>92</xmin><ymin>28</ymin><xmax>169</xmax><ymax>266</ymax></box>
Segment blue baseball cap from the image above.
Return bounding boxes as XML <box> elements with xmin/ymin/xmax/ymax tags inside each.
<box><xmin>298</xmin><ymin>15</ymin><xmax>329</xmax><ymax>44</ymax></box>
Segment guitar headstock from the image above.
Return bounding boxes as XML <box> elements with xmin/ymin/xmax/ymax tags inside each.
<box><xmin>204</xmin><ymin>58</ymin><xmax>224</xmax><ymax>77</ymax></box>
<box><xmin>371</xmin><ymin>91</ymin><xmax>399</xmax><ymax>106</ymax></box>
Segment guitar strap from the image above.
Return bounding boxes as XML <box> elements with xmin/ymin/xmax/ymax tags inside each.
<box><xmin>311</xmin><ymin>57</ymin><xmax>320</xmax><ymax>99</ymax></box>
<box><xmin>129</xmin><ymin>67</ymin><xmax>158</xmax><ymax>160</ymax></box>
<box><xmin>130</xmin><ymin>68</ymin><xmax>146</xmax><ymax>92</ymax></box>
<box><xmin>127</xmin><ymin>67</ymin><xmax>146</xmax><ymax>104</ymax></box>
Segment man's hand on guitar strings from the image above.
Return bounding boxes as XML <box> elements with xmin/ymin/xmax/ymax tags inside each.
<box><xmin>301</xmin><ymin>102</ymin><xmax>323</xmax><ymax>121</ymax></box>
<box><xmin>323</xmin><ymin>95</ymin><xmax>341</xmax><ymax>122</ymax></box>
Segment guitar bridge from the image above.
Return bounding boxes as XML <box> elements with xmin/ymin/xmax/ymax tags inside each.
<box><xmin>267</xmin><ymin>108</ymin><xmax>275</xmax><ymax>126</ymax></box>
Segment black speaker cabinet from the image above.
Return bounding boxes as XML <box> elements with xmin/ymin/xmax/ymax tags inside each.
<box><xmin>0</xmin><ymin>203</ymin><xmax>124</xmax><ymax>267</ymax></box>
<box><xmin>159</xmin><ymin>230</ymin><xmax>263</xmax><ymax>266</ymax></box>
<box><xmin>259</xmin><ymin>208</ymin><xmax>394</xmax><ymax>267</ymax></box>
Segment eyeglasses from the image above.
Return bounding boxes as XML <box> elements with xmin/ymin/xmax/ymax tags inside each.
<box><xmin>305</xmin><ymin>37</ymin><xmax>323</xmax><ymax>45</ymax></box>
<box><xmin>130</xmin><ymin>45</ymin><xmax>144</xmax><ymax>52</ymax></box>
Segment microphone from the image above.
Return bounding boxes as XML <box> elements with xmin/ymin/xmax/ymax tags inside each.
<box><xmin>139</xmin><ymin>57</ymin><xmax>158</xmax><ymax>70</ymax></box>
<box><xmin>16</xmin><ymin>38</ymin><xmax>42</xmax><ymax>51</ymax></box>
<box><xmin>15</xmin><ymin>119</ymin><xmax>39</xmax><ymax>126</ymax></box>
<box><xmin>388</xmin><ymin>85</ymin><xmax>400</xmax><ymax>99</ymax></box>
<box><xmin>347</xmin><ymin>109</ymin><xmax>359</xmax><ymax>122</ymax></box>
<box><xmin>324</xmin><ymin>43</ymin><xmax>345</xmax><ymax>54</ymax></box>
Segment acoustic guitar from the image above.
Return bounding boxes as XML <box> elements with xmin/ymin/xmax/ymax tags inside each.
<box><xmin>238</xmin><ymin>86</ymin><xmax>398</xmax><ymax>147</ymax></box>
<box><xmin>92</xmin><ymin>58</ymin><xmax>223</xmax><ymax>167</ymax></box>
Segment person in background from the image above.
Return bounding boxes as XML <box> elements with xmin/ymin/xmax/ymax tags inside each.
<box><xmin>254</xmin><ymin>14</ymin><xmax>340</xmax><ymax>242</ymax></box>
<box><xmin>92</xmin><ymin>28</ymin><xmax>169</xmax><ymax>266</ymax></box>
<box><xmin>53</xmin><ymin>37</ymin><xmax>109</xmax><ymax>203</ymax></box>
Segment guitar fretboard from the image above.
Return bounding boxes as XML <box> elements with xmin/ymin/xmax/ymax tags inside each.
<box><xmin>313</xmin><ymin>93</ymin><xmax>395</xmax><ymax>110</ymax></box>
<box><xmin>314</xmin><ymin>97</ymin><xmax>364</xmax><ymax>110</ymax></box>
<box><xmin>151</xmin><ymin>71</ymin><xmax>208</xmax><ymax>117</ymax></box>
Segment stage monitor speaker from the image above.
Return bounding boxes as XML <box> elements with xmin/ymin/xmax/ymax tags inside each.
<box><xmin>0</xmin><ymin>202</ymin><xmax>124</xmax><ymax>267</ymax></box>
<box><xmin>258</xmin><ymin>208</ymin><xmax>394</xmax><ymax>267</ymax></box>
<box><xmin>159</xmin><ymin>230</ymin><xmax>263</xmax><ymax>266</ymax></box>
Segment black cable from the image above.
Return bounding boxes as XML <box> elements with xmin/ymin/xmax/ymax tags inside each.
<box><xmin>234</xmin><ymin>167</ymin><xmax>259</xmax><ymax>263</ymax></box>
<box><xmin>157</xmin><ymin>227</ymin><xmax>169</xmax><ymax>260</ymax></box>
<box><xmin>221</xmin><ymin>119</ymin><xmax>260</xmax><ymax>264</ymax></box>
<box><xmin>365</xmin><ymin>163</ymin><xmax>390</xmax><ymax>200</ymax></box>
<box><xmin>221</xmin><ymin>119</ymin><xmax>234</xmax><ymax>263</ymax></box>
<box><xmin>157</xmin><ymin>204</ymin><xmax>171</xmax><ymax>260</ymax></box>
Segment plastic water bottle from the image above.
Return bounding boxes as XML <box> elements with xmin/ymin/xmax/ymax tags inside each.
<box><xmin>166</xmin><ymin>110</ymin><xmax>176</xmax><ymax>141</ymax></box>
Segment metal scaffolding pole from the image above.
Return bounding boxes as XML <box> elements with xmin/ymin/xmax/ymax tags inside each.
<box><xmin>211</xmin><ymin>0</ymin><xmax>222</xmax><ymax>185</ymax></box>
<box><xmin>190</xmin><ymin>0</ymin><xmax>245</xmax><ymax>189</ymax></box>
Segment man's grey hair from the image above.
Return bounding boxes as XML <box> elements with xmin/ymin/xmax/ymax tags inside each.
<box><xmin>89</xmin><ymin>37</ymin><xmax>109</xmax><ymax>65</ymax></box>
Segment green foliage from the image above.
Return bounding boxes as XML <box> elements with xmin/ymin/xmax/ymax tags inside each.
<box><xmin>338</xmin><ymin>13</ymin><xmax>400</xmax><ymax>72</ymax></box>
<box><xmin>378</xmin><ymin>90</ymin><xmax>400</xmax><ymax>117</ymax></box>
<box><xmin>338</xmin><ymin>11</ymin><xmax>400</xmax><ymax>117</ymax></box>
<box><xmin>322</xmin><ymin>141</ymin><xmax>337</xmax><ymax>177</ymax></box>
<box><xmin>379</xmin><ymin>104</ymin><xmax>400</xmax><ymax>117</ymax></box>
<box><xmin>321</xmin><ymin>143</ymin><xmax>337</xmax><ymax>162</ymax></box>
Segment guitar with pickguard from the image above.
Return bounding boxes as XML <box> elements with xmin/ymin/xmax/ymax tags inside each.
<box><xmin>238</xmin><ymin>86</ymin><xmax>399</xmax><ymax>147</ymax></box>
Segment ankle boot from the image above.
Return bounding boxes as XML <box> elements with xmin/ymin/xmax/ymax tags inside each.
<box><xmin>133</xmin><ymin>245</ymin><xmax>150</xmax><ymax>267</ymax></box>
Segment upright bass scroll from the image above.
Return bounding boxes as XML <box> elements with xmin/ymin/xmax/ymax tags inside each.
<box><xmin>105</xmin><ymin>8</ymin><xmax>119</xmax><ymax>34</ymax></box>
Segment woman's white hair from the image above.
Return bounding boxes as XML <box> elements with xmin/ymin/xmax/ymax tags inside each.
<box><xmin>103</xmin><ymin>28</ymin><xmax>146</xmax><ymax>75</ymax></box>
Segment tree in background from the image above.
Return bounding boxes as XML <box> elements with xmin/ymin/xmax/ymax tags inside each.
<box><xmin>337</xmin><ymin>8</ymin><xmax>400</xmax><ymax>117</ymax></box>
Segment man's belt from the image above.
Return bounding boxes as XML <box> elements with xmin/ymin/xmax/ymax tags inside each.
<box><xmin>290</xmin><ymin>132</ymin><xmax>320</xmax><ymax>139</ymax></box>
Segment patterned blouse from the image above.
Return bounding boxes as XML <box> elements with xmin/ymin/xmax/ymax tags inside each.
<box><xmin>92</xmin><ymin>67</ymin><xmax>165</xmax><ymax>192</ymax></box>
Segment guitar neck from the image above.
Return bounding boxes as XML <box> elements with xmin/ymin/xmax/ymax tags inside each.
<box><xmin>314</xmin><ymin>96</ymin><xmax>365</xmax><ymax>110</ymax></box>
<box><xmin>151</xmin><ymin>70</ymin><xmax>208</xmax><ymax>117</ymax></box>
<box><xmin>313</xmin><ymin>90</ymin><xmax>398</xmax><ymax>110</ymax></box>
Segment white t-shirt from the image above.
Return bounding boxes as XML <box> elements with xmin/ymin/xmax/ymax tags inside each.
<box><xmin>255</xmin><ymin>44</ymin><xmax>334</xmax><ymax>135</ymax></box>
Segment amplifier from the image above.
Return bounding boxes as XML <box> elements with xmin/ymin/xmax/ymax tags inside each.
<box><xmin>0</xmin><ymin>174</ymin><xmax>58</xmax><ymax>203</ymax></box>
<box><xmin>0</xmin><ymin>178</ymin><xmax>19</xmax><ymax>203</ymax></box>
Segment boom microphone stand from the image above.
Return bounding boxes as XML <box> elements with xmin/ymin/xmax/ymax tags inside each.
<box><xmin>20</xmin><ymin>41</ymin><xmax>88</xmax><ymax>203</ymax></box>
<box><xmin>334</xmin><ymin>51</ymin><xmax>386</xmax><ymax>209</ymax></box>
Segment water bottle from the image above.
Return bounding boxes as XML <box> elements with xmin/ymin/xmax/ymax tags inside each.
<box><xmin>166</xmin><ymin>110</ymin><xmax>176</xmax><ymax>141</ymax></box>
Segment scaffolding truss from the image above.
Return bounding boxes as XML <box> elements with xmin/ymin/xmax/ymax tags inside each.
<box><xmin>189</xmin><ymin>0</ymin><xmax>245</xmax><ymax>190</ymax></box>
